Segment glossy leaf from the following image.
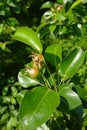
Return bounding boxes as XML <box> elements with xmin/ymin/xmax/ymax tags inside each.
<box><xmin>59</xmin><ymin>48</ymin><xmax>85</xmax><ymax>81</ymax></box>
<box><xmin>75</xmin><ymin>86</ymin><xmax>87</xmax><ymax>102</ymax></box>
<box><xmin>13</xmin><ymin>26</ymin><xmax>43</xmax><ymax>53</ymax></box>
<box><xmin>59</xmin><ymin>83</ymin><xmax>74</xmax><ymax>90</ymax></box>
<box><xmin>59</xmin><ymin>85</ymin><xmax>83</xmax><ymax>121</ymax></box>
<box><xmin>19</xmin><ymin>87</ymin><xmax>60</xmax><ymax>130</ymax></box>
<box><xmin>18</xmin><ymin>70</ymin><xmax>40</xmax><ymax>88</ymax></box>
<box><xmin>37</xmin><ymin>123</ymin><xmax>50</xmax><ymax>130</ymax></box>
<box><xmin>44</xmin><ymin>44</ymin><xmax>62</xmax><ymax>66</ymax></box>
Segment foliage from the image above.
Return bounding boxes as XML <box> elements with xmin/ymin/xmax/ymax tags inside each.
<box><xmin>0</xmin><ymin>0</ymin><xmax>87</xmax><ymax>130</ymax></box>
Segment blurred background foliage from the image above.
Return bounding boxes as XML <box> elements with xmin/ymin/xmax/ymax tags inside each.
<box><xmin>0</xmin><ymin>0</ymin><xmax>87</xmax><ymax>129</ymax></box>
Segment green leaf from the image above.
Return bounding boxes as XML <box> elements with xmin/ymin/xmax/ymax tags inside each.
<box><xmin>0</xmin><ymin>42</ymin><xmax>11</xmax><ymax>53</ymax></box>
<box><xmin>59</xmin><ymin>48</ymin><xmax>85</xmax><ymax>81</ymax></box>
<box><xmin>13</xmin><ymin>26</ymin><xmax>43</xmax><ymax>53</ymax></box>
<box><xmin>6</xmin><ymin>17</ymin><xmax>19</xmax><ymax>26</ymax></box>
<box><xmin>75</xmin><ymin>86</ymin><xmax>87</xmax><ymax>102</ymax></box>
<box><xmin>0</xmin><ymin>23</ymin><xmax>3</xmax><ymax>34</ymax></box>
<box><xmin>40</xmin><ymin>1</ymin><xmax>53</xmax><ymax>9</ymax></box>
<box><xmin>37</xmin><ymin>24</ymin><xmax>49</xmax><ymax>39</ymax></box>
<box><xmin>41</xmin><ymin>11</ymin><xmax>55</xmax><ymax>24</ymax></box>
<box><xmin>16</xmin><ymin>90</ymin><xmax>27</xmax><ymax>105</ymax></box>
<box><xmin>59</xmin><ymin>83</ymin><xmax>74</xmax><ymax>90</ymax></box>
<box><xmin>56</xmin><ymin>0</ymin><xmax>69</xmax><ymax>4</ymax></box>
<box><xmin>59</xmin><ymin>86</ymin><xmax>83</xmax><ymax>121</ymax></box>
<box><xmin>0</xmin><ymin>2</ymin><xmax>4</xmax><ymax>6</ymax></box>
<box><xmin>18</xmin><ymin>70</ymin><xmax>40</xmax><ymax>88</ymax></box>
<box><xmin>70</xmin><ymin>0</ymin><xmax>82</xmax><ymax>9</ymax></box>
<box><xmin>49</xmin><ymin>24</ymin><xmax>56</xmax><ymax>33</ymax></box>
<box><xmin>47</xmin><ymin>73</ymin><xmax>57</xmax><ymax>87</ymax></box>
<box><xmin>19</xmin><ymin>87</ymin><xmax>60</xmax><ymax>130</ymax></box>
<box><xmin>36</xmin><ymin>123</ymin><xmax>50</xmax><ymax>130</ymax></box>
<box><xmin>44</xmin><ymin>44</ymin><xmax>62</xmax><ymax>66</ymax></box>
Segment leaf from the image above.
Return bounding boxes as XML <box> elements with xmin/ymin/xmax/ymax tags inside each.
<box><xmin>0</xmin><ymin>42</ymin><xmax>11</xmax><ymax>53</ymax></box>
<box><xmin>59</xmin><ymin>48</ymin><xmax>85</xmax><ymax>81</ymax></box>
<box><xmin>59</xmin><ymin>86</ymin><xmax>83</xmax><ymax>121</ymax></box>
<box><xmin>75</xmin><ymin>86</ymin><xmax>87</xmax><ymax>102</ymax></box>
<box><xmin>0</xmin><ymin>23</ymin><xmax>3</xmax><ymax>34</ymax></box>
<box><xmin>40</xmin><ymin>1</ymin><xmax>53</xmax><ymax>9</ymax></box>
<box><xmin>44</xmin><ymin>44</ymin><xmax>62</xmax><ymax>66</ymax></box>
<box><xmin>18</xmin><ymin>70</ymin><xmax>40</xmax><ymax>88</ymax></box>
<box><xmin>16</xmin><ymin>90</ymin><xmax>27</xmax><ymax>105</ymax></box>
<box><xmin>37</xmin><ymin>123</ymin><xmax>50</xmax><ymax>130</ymax></box>
<box><xmin>49</xmin><ymin>24</ymin><xmax>56</xmax><ymax>33</ymax></box>
<box><xmin>41</xmin><ymin>11</ymin><xmax>55</xmax><ymax>24</ymax></box>
<box><xmin>6</xmin><ymin>17</ymin><xmax>19</xmax><ymax>26</ymax></box>
<box><xmin>13</xmin><ymin>26</ymin><xmax>43</xmax><ymax>53</ymax></box>
<box><xmin>37</xmin><ymin>24</ymin><xmax>49</xmax><ymax>39</ymax></box>
<box><xmin>47</xmin><ymin>73</ymin><xmax>57</xmax><ymax>87</ymax></box>
<box><xmin>19</xmin><ymin>87</ymin><xmax>60</xmax><ymax>130</ymax></box>
<box><xmin>55</xmin><ymin>13</ymin><xmax>66</xmax><ymax>22</ymax></box>
<box><xmin>70</xmin><ymin>0</ymin><xmax>82</xmax><ymax>9</ymax></box>
<box><xmin>59</xmin><ymin>83</ymin><xmax>74</xmax><ymax>90</ymax></box>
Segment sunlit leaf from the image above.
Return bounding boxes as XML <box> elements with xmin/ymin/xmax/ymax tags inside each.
<box><xmin>41</xmin><ymin>11</ymin><xmax>55</xmax><ymax>24</ymax></box>
<box><xmin>40</xmin><ymin>1</ymin><xmax>53</xmax><ymax>9</ymax></box>
<box><xmin>59</xmin><ymin>48</ymin><xmax>85</xmax><ymax>81</ymax></box>
<box><xmin>70</xmin><ymin>0</ymin><xmax>82</xmax><ymax>9</ymax></box>
<box><xmin>37</xmin><ymin>123</ymin><xmax>50</xmax><ymax>130</ymax></box>
<box><xmin>18</xmin><ymin>69</ymin><xmax>40</xmax><ymax>88</ymax></box>
<box><xmin>13</xmin><ymin>26</ymin><xmax>43</xmax><ymax>53</ymax></box>
<box><xmin>19</xmin><ymin>87</ymin><xmax>60</xmax><ymax>130</ymax></box>
<box><xmin>0</xmin><ymin>42</ymin><xmax>11</xmax><ymax>53</ymax></box>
